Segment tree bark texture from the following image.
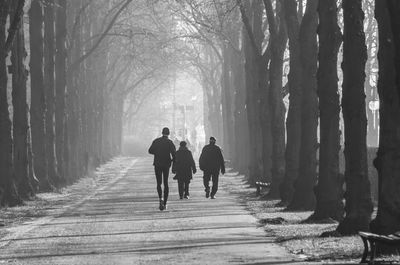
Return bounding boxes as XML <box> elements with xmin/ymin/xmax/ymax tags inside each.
<box><xmin>264</xmin><ymin>0</ymin><xmax>287</xmax><ymax>199</ymax></box>
<box><xmin>370</xmin><ymin>0</ymin><xmax>400</xmax><ymax>236</ymax></box>
<box><xmin>44</xmin><ymin>0</ymin><xmax>60</xmax><ymax>185</ymax></box>
<box><xmin>29</xmin><ymin>0</ymin><xmax>52</xmax><ymax>191</ymax></box>
<box><xmin>288</xmin><ymin>0</ymin><xmax>318</xmax><ymax>211</ymax></box>
<box><xmin>312</xmin><ymin>0</ymin><xmax>344</xmax><ymax>221</ymax></box>
<box><xmin>279</xmin><ymin>0</ymin><xmax>302</xmax><ymax>205</ymax></box>
<box><xmin>55</xmin><ymin>0</ymin><xmax>67</xmax><ymax>181</ymax></box>
<box><xmin>240</xmin><ymin>0</ymin><xmax>269</xmax><ymax>184</ymax></box>
<box><xmin>11</xmin><ymin>0</ymin><xmax>34</xmax><ymax>199</ymax></box>
<box><xmin>337</xmin><ymin>0</ymin><xmax>373</xmax><ymax>235</ymax></box>
<box><xmin>232</xmin><ymin>48</ymin><xmax>249</xmax><ymax>175</ymax></box>
<box><xmin>0</xmin><ymin>2</ymin><xmax>20</xmax><ymax>206</ymax></box>
<box><xmin>386</xmin><ymin>0</ymin><xmax>400</xmax><ymax>105</ymax></box>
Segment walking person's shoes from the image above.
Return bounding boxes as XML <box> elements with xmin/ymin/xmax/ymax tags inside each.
<box><xmin>184</xmin><ymin>195</ymin><xmax>189</xmax><ymax>199</ymax></box>
<box><xmin>179</xmin><ymin>196</ymin><xmax>183</xmax><ymax>200</ymax></box>
<box><xmin>159</xmin><ymin>199</ymin><xmax>164</xmax><ymax>211</ymax></box>
<box><xmin>205</xmin><ymin>190</ymin><xmax>210</xmax><ymax>198</ymax></box>
<box><xmin>211</xmin><ymin>195</ymin><xmax>216</xmax><ymax>199</ymax></box>
<box><xmin>163</xmin><ymin>202</ymin><xmax>167</xmax><ymax>210</ymax></box>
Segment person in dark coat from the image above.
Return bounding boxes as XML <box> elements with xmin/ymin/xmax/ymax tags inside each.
<box><xmin>148</xmin><ymin>127</ymin><xmax>176</xmax><ymax>210</ymax></box>
<box><xmin>172</xmin><ymin>141</ymin><xmax>196</xmax><ymax>199</ymax></box>
<box><xmin>199</xmin><ymin>136</ymin><xmax>225</xmax><ymax>199</ymax></box>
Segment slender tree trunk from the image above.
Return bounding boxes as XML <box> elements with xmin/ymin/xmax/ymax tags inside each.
<box><xmin>337</xmin><ymin>0</ymin><xmax>373</xmax><ymax>235</ymax></box>
<box><xmin>279</xmin><ymin>0</ymin><xmax>302</xmax><ymax>205</ymax></box>
<box><xmin>370</xmin><ymin>0</ymin><xmax>400</xmax><ymax>236</ymax></box>
<box><xmin>44</xmin><ymin>0</ymin><xmax>59</xmax><ymax>185</ymax></box>
<box><xmin>289</xmin><ymin>0</ymin><xmax>318</xmax><ymax>211</ymax></box>
<box><xmin>311</xmin><ymin>0</ymin><xmax>344</xmax><ymax>221</ymax></box>
<box><xmin>55</xmin><ymin>0</ymin><xmax>67</xmax><ymax>182</ymax></box>
<box><xmin>11</xmin><ymin>0</ymin><xmax>34</xmax><ymax>199</ymax></box>
<box><xmin>30</xmin><ymin>0</ymin><xmax>52</xmax><ymax>191</ymax></box>
<box><xmin>0</xmin><ymin>2</ymin><xmax>20</xmax><ymax>206</ymax></box>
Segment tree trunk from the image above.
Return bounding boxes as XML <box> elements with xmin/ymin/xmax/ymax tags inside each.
<box><xmin>386</xmin><ymin>1</ymin><xmax>400</xmax><ymax>105</ymax></box>
<box><xmin>29</xmin><ymin>0</ymin><xmax>52</xmax><ymax>191</ymax></box>
<box><xmin>288</xmin><ymin>0</ymin><xmax>318</xmax><ymax>211</ymax></box>
<box><xmin>232</xmin><ymin>48</ymin><xmax>249</xmax><ymax>174</ymax></box>
<box><xmin>0</xmin><ymin>2</ymin><xmax>20</xmax><ymax>206</ymax></box>
<box><xmin>11</xmin><ymin>0</ymin><xmax>34</xmax><ymax>199</ymax></box>
<box><xmin>337</xmin><ymin>0</ymin><xmax>373</xmax><ymax>235</ymax></box>
<box><xmin>265</xmin><ymin>0</ymin><xmax>287</xmax><ymax>199</ymax></box>
<box><xmin>44</xmin><ymin>0</ymin><xmax>59</xmax><ymax>185</ymax></box>
<box><xmin>55</xmin><ymin>0</ymin><xmax>67</xmax><ymax>181</ymax></box>
<box><xmin>311</xmin><ymin>0</ymin><xmax>344</xmax><ymax>221</ymax></box>
<box><xmin>279</xmin><ymin>0</ymin><xmax>302</xmax><ymax>205</ymax></box>
<box><xmin>370</xmin><ymin>0</ymin><xmax>400</xmax><ymax>236</ymax></box>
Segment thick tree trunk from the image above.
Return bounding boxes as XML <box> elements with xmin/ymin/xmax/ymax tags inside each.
<box><xmin>221</xmin><ymin>44</ymin><xmax>233</xmax><ymax>159</ymax></box>
<box><xmin>265</xmin><ymin>0</ymin><xmax>287</xmax><ymax>199</ymax></box>
<box><xmin>386</xmin><ymin>1</ymin><xmax>400</xmax><ymax>105</ymax></box>
<box><xmin>29</xmin><ymin>0</ymin><xmax>52</xmax><ymax>191</ymax></box>
<box><xmin>370</xmin><ymin>0</ymin><xmax>400</xmax><ymax>236</ymax></box>
<box><xmin>11</xmin><ymin>0</ymin><xmax>34</xmax><ymax>199</ymax></box>
<box><xmin>337</xmin><ymin>0</ymin><xmax>373</xmax><ymax>235</ymax></box>
<box><xmin>311</xmin><ymin>0</ymin><xmax>344</xmax><ymax>221</ymax></box>
<box><xmin>289</xmin><ymin>0</ymin><xmax>318</xmax><ymax>211</ymax></box>
<box><xmin>0</xmin><ymin>3</ymin><xmax>20</xmax><ymax>206</ymax></box>
<box><xmin>55</xmin><ymin>0</ymin><xmax>67</xmax><ymax>181</ymax></box>
<box><xmin>279</xmin><ymin>0</ymin><xmax>302</xmax><ymax>205</ymax></box>
<box><xmin>44</xmin><ymin>0</ymin><xmax>59</xmax><ymax>185</ymax></box>
<box><xmin>232</xmin><ymin>49</ymin><xmax>249</xmax><ymax>174</ymax></box>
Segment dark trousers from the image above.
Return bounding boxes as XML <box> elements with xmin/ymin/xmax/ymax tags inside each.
<box><xmin>155</xmin><ymin>166</ymin><xmax>169</xmax><ymax>204</ymax></box>
<box><xmin>203</xmin><ymin>171</ymin><xmax>219</xmax><ymax>196</ymax></box>
<box><xmin>178</xmin><ymin>180</ymin><xmax>190</xmax><ymax>198</ymax></box>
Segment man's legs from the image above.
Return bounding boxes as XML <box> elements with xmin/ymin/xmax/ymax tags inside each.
<box><xmin>210</xmin><ymin>172</ymin><xmax>219</xmax><ymax>198</ymax></box>
<box><xmin>155</xmin><ymin>167</ymin><xmax>164</xmax><ymax>210</ymax></box>
<box><xmin>155</xmin><ymin>167</ymin><xmax>163</xmax><ymax>199</ymax></box>
<box><xmin>162</xmin><ymin>167</ymin><xmax>170</xmax><ymax>205</ymax></box>
<box><xmin>203</xmin><ymin>171</ymin><xmax>211</xmax><ymax>198</ymax></box>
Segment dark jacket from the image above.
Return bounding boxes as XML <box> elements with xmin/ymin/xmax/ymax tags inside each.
<box><xmin>148</xmin><ymin>136</ymin><xmax>176</xmax><ymax>168</ymax></box>
<box><xmin>172</xmin><ymin>147</ymin><xmax>196</xmax><ymax>181</ymax></box>
<box><xmin>199</xmin><ymin>143</ymin><xmax>225</xmax><ymax>173</ymax></box>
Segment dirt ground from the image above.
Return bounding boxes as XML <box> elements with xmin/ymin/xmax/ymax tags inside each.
<box><xmin>220</xmin><ymin>171</ymin><xmax>400</xmax><ymax>264</ymax></box>
<box><xmin>1</xmin><ymin>159</ymin><xmax>399</xmax><ymax>264</ymax></box>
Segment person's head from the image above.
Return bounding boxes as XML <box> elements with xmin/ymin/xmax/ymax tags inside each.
<box><xmin>162</xmin><ymin>127</ymin><xmax>170</xmax><ymax>136</ymax></box>
<box><xmin>209</xmin><ymin>136</ymin><xmax>216</xmax><ymax>145</ymax></box>
<box><xmin>179</xmin><ymin>141</ymin><xmax>187</xmax><ymax>148</ymax></box>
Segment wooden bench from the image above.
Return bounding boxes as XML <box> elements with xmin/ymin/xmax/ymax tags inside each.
<box><xmin>359</xmin><ymin>231</ymin><xmax>400</xmax><ymax>264</ymax></box>
<box><xmin>255</xmin><ymin>182</ymin><xmax>270</xmax><ymax>196</ymax></box>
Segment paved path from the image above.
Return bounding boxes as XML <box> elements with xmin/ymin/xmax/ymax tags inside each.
<box><xmin>0</xmin><ymin>157</ymin><xmax>298</xmax><ymax>264</ymax></box>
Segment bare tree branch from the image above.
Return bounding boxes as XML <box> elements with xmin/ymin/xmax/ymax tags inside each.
<box><xmin>68</xmin><ymin>0</ymin><xmax>133</xmax><ymax>73</ymax></box>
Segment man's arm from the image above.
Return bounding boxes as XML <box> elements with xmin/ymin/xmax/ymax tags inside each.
<box><xmin>190</xmin><ymin>152</ymin><xmax>196</xmax><ymax>173</ymax></box>
<box><xmin>219</xmin><ymin>148</ymin><xmax>225</xmax><ymax>174</ymax></box>
<box><xmin>170</xmin><ymin>141</ymin><xmax>176</xmax><ymax>162</ymax></box>
<box><xmin>148</xmin><ymin>140</ymin><xmax>156</xmax><ymax>154</ymax></box>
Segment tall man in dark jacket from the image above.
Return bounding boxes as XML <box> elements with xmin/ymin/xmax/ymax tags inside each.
<box><xmin>148</xmin><ymin>127</ymin><xmax>176</xmax><ymax>210</ymax></box>
<box><xmin>199</xmin><ymin>137</ymin><xmax>225</xmax><ymax>199</ymax></box>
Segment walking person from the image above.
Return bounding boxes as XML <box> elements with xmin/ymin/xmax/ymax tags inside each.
<box><xmin>199</xmin><ymin>137</ymin><xmax>225</xmax><ymax>199</ymax></box>
<box><xmin>172</xmin><ymin>141</ymin><xmax>196</xmax><ymax>199</ymax></box>
<box><xmin>148</xmin><ymin>127</ymin><xmax>176</xmax><ymax>210</ymax></box>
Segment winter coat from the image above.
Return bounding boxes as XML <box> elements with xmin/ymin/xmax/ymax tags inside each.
<box><xmin>199</xmin><ymin>143</ymin><xmax>225</xmax><ymax>174</ymax></box>
<box><xmin>148</xmin><ymin>136</ymin><xmax>176</xmax><ymax>168</ymax></box>
<box><xmin>172</xmin><ymin>147</ymin><xmax>196</xmax><ymax>182</ymax></box>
